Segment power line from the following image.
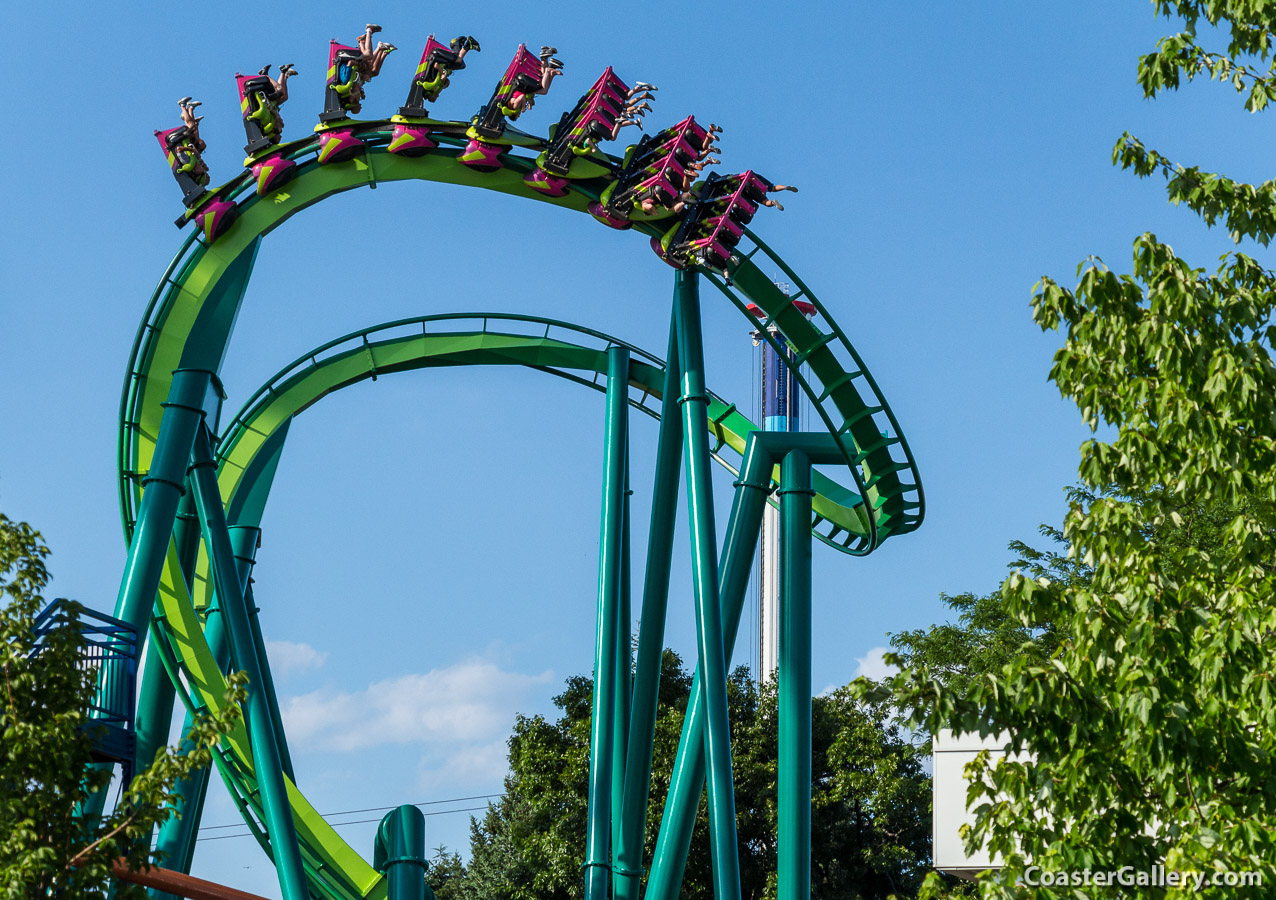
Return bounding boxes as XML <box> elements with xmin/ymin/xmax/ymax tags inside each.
<box><xmin>196</xmin><ymin>792</ymin><xmax>503</xmax><ymax>833</ymax></box>
<box><xmin>197</xmin><ymin>805</ymin><xmax>492</xmax><ymax>843</ymax></box>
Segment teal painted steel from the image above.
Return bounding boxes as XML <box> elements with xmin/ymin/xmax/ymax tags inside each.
<box><xmin>152</xmin><ymin>517</ymin><xmax>245</xmax><ymax>897</ymax></box>
<box><xmin>611</xmin><ymin>444</ymin><xmax>632</xmax><ymax>875</ymax></box>
<box><xmin>231</xmin><ymin>524</ymin><xmax>296</xmax><ymax>783</ymax></box>
<box><xmin>114</xmin><ymin>369</ymin><xmax>212</xmax><ymax>631</ymax></box>
<box><xmin>673</xmin><ymin>270</ymin><xmax>741</xmax><ymax>900</ymax></box>
<box><xmin>189</xmin><ymin>428</ymin><xmax>309</xmax><ymax>900</ymax></box>
<box><xmin>86</xmin><ymin>369</ymin><xmax>215</xmax><ymax>825</ymax></box>
<box><xmin>120</xmin><ymin>82</ymin><xmax>927</xmax><ymax>900</ymax></box>
<box><xmin>373</xmin><ymin>806</ymin><xmax>430</xmax><ymax>900</ymax></box>
<box><xmin>584</xmin><ymin>346</ymin><xmax>631</xmax><ymax>900</ymax></box>
<box><xmin>779</xmin><ymin>451</ymin><xmax>814</xmax><ymax>900</ymax></box>
<box><xmin>644</xmin><ymin>434</ymin><xmax>773</xmax><ymax>899</ymax></box>
<box><xmin>614</xmin><ymin>320</ymin><xmax>683</xmax><ymax>900</ymax></box>
<box><xmin>132</xmin><ymin>489</ymin><xmax>199</xmax><ymax>793</ymax></box>
<box><xmin>152</xmin><ymin>596</ymin><xmax>229</xmax><ymax>881</ymax></box>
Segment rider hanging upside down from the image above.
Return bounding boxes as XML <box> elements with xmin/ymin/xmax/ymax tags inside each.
<box><xmin>259</xmin><ymin>63</ymin><xmax>297</xmax><ymax>103</ymax></box>
<box><xmin>177</xmin><ymin>97</ymin><xmax>205</xmax><ymax>153</ymax></box>
<box><xmin>501</xmin><ymin>45</ymin><xmax>563</xmax><ymax>117</ymax></box>
<box><xmin>357</xmin><ymin>24</ymin><xmax>396</xmax><ymax>80</ymax></box>
<box><xmin>699</xmin><ymin>124</ymin><xmax>723</xmax><ymax>159</ymax></box>
<box><xmin>761</xmin><ymin>183</ymin><xmax>799</xmax><ymax>210</ymax></box>
<box><xmin>252</xmin><ymin>64</ymin><xmax>296</xmax><ymax>133</ymax></box>
<box><xmin>414</xmin><ymin>35</ymin><xmax>479</xmax><ymax>102</ymax></box>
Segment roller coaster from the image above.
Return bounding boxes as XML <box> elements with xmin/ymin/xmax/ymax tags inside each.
<box><xmin>103</xmin><ymin>23</ymin><xmax>925</xmax><ymax>900</ymax></box>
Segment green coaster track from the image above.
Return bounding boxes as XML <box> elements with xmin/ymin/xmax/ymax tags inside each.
<box><xmin>112</xmin><ymin>104</ymin><xmax>925</xmax><ymax>900</ymax></box>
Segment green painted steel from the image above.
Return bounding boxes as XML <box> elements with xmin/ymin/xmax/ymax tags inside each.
<box><xmin>779</xmin><ymin>450</ymin><xmax>814</xmax><ymax>900</ymax></box>
<box><xmin>231</xmin><ymin>524</ymin><xmax>295</xmax><ymax>783</ymax></box>
<box><xmin>373</xmin><ymin>806</ymin><xmax>430</xmax><ymax>900</ymax></box>
<box><xmin>120</xmin><ymin>145</ymin><xmax>919</xmax><ymax>557</ymax></box>
<box><xmin>131</xmin><ymin>490</ymin><xmax>199</xmax><ymax>790</ymax></box>
<box><xmin>614</xmin><ymin>319</ymin><xmax>683</xmax><ymax>900</ymax></box>
<box><xmin>645</xmin><ymin>432</ymin><xmax>847</xmax><ymax>897</ymax></box>
<box><xmin>585</xmin><ymin>347</ymin><xmax>630</xmax><ymax>900</ymax></box>
<box><xmin>673</xmin><ymin>270</ymin><xmax>742</xmax><ymax>900</ymax></box>
<box><xmin>611</xmin><ymin>448</ymin><xmax>632</xmax><ymax>875</ymax></box>
<box><xmin>137</xmin><ymin>315</ymin><xmax>868</xmax><ymax>900</ymax></box>
<box><xmin>115</xmin><ymin>369</ymin><xmax>212</xmax><ymax>631</ymax></box>
<box><xmin>190</xmin><ymin>428</ymin><xmax>309</xmax><ymax>900</ymax></box>
<box><xmin>120</xmin><ymin>108</ymin><xmax>925</xmax><ymax>899</ymax></box>
<box><xmin>644</xmin><ymin>434</ymin><xmax>774</xmax><ymax>899</ymax></box>
<box><xmin>152</xmin><ymin>508</ymin><xmax>238</xmax><ymax>888</ymax></box>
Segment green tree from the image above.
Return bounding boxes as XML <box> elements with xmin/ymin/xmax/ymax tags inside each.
<box><xmin>454</xmin><ymin>650</ymin><xmax>932</xmax><ymax>899</ymax></box>
<box><xmin>0</xmin><ymin>513</ymin><xmax>244</xmax><ymax>899</ymax></box>
<box><xmin>871</xmin><ymin>4</ymin><xmax>1276</xmax><ymax>896</ymax></box>
<box><xmin>886</xmin><ymin>519</ymin><xmax>1079</xmax><ymax>701</ymax></box>
<box><xmin>427</xmin><ymin>845</ymin><xmax>468</xmax><ymax>900</ymax></box>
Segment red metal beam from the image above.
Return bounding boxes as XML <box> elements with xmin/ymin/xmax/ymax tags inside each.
<box><xmin>110</xmin><ymin>859</ymin><xmax>271</xmax><ymax>900</ymax></box>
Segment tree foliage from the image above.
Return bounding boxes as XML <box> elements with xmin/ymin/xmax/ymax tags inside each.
<box><xmin>437</xmin><ymin>650</ymin><xmax>932</xmax><ymax>899</ymax></box>
<box><xmin>870</xmin><ymin>4</ymin><xmax>1276</xmax><ymax>897</ymax></box>
<box><xmin>0</xmin><ymin>513</ymin><xmax>245</xmax><ymax>899</ymax></box>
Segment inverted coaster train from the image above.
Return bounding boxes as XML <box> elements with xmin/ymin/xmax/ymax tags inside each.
<box><xmin>117</xmin><ymin>22</ymin><xmax>925</xmax><ymax>900</ymax></box>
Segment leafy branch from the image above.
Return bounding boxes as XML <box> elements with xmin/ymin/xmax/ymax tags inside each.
<box><xmin>1139</xmin><ymin>33</ymin><xmax>1276</xmax><ymax>110</ymax></box>
<box><xmin>1113</xmin><ymin>133</ymin><xmax>1276</xmax><ymax>245</ymax></box>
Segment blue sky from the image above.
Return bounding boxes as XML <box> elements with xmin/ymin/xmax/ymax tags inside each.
<box><xmin>2</xmin><ymin>1</ymin><xmax>1269</xmax><ymax>896</ymax></box>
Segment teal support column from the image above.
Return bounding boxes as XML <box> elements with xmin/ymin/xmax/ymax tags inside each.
<box><xmin>672</xmin><ymin>268</ymin><xmax>741</xmax><ymax>900</ymax></box>
<box><xmin>189</xmin><ymin>427</ymin><xmax>308</xmax><ymax>900</ymax></box>
<box><xmin>134</xmin><ymin>492</ymin><xmax>201</xmax><ymax>780</ymax></box>
<box><xmin>114</xmin><ymin>369</ymin><xmax>214</xmax><ymax>630</ymax></box>
<box><xmin>374</xmin><ymin>805</ymin><xmax>432</xmax><ymax>900</ymax></box>
<box><xmin>86</xmin><ymin>369</ymin><xmax>214</xmax><ymax>827</ymax></box>
<box><xmin>778</xmin><ymin>451</ymin><xmax>814</xmax><ymax>900</ymax></box>
<box><xmin>611</xmin><ymin>444</ymin><xmax>632</xmax><ymax>860</ymax></box>
<box><xmin>231</xmin><ymin>525</ymin><xmax>296</xmax><ymax>782</ymax></box>
<box><xmin>584</xmin><ymin>345</ymin><xmax>630</xmax><ymax>900</ymax></box>
<box><xmin>644</xmin><ymin>434</ymin><xmax>773</xmax><ymax>900</ymax></box>
<box><xmin>151</xmin><ymin>600</ymin><xmax>232</xmax><ymax>882</ymax></box>
<box><xmin>614</xmin><ymin>319</ymin><xmax>683</xmax><ymax>900</ymax></box>
<box><xmin>152</xmin><ymin>524</ymin><xmax>241</xmax><ymax>895</ymax></box>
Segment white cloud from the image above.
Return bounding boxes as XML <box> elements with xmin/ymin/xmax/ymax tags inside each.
<box><xmin>416</xmin><ymin>738</ymin><xmax>511</xmax><ymax>795</ymax></box>
<box><xmin>264</xmin><ymin>639</ymin><xmax>329</xmax><ymax>677</ymax></box>
<box><xmin>854</xmin><ymin>646</ymin><xmax>898</xmax><ymax>682</ymax></box>
<box><xmin>280</xmin><ymin>659</ymin><xmax>553</xmax><ymax>753</ymax></box>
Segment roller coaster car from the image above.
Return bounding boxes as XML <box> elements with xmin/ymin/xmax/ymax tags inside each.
<box><xmin>237</xmin><ymin>73</ymin><xmax>285</xmax><ymax>154</ymax></box>
<box><xmin>397</xmin><ymin>35</ymin><xmax>464</xmax><ymax>118</ymax></box>
<box><xmin>593</xmin><ymin>116</ymin><xmax>706</xmax><ymax>223</ymax></box>
<box><xmin>539</xmin><ymin>67</ymin><xmax>629</xmax><ymax>176</ymax></box>
<box><xmin>472</xmin><ymin>44</ymin><xmax>543</xmax><ymax>140</ymax></box>
<box><xmin>319</xmin><ymin>41</ymin><xmax>366</xmax><ymax>122</ymax></box>
<box><xmin>155</xmin><ymin>125</ymin><xmax>210</xmax><ymax>207</ymax></box>
<box><xmin>665</xmin><ymin>170</ymin><xmax>768</xmax><ymax>269</ymax></box>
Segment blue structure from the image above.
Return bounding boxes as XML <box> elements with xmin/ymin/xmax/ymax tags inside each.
<box><xmin>750</xmin><ymin>290</ymin><xmax>817</xmax><ymax>681</ymax></box>
<box><xmin>31</xmin><ymin>600</ymin><xmax>139</xmax><ymax>782</ymax></box>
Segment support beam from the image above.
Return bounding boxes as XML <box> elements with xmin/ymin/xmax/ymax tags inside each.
<box><xmin>84</xmin><ymin>370</ymin><xmax>215</xmax><ymax>827</ymax></box>
<box><xmin>109</xmin><ymin>859</ymin><xmax>271</xmax><ymax>900</ymax></box>
<box><xmin>233</xmin><ymin>526</ymin><xmax>295</xmax><ymax>783</ymax></box>
<box><xmin>115</xmin><ymin>369</ymin><xmax>215</xmax><ymax>631</ymax></box>
<box><xmin>152</xmin><ymin>521</ymin><xmax>243</xmax><ymax>896</ymax></box>
<box><xmin>613</xmin><ymin>317</ymin><xmax>683</xmax><ymax>900</ymax></box>
<box><xmin>778</xmin><ymin>450</ymin><xmax>814</xmax><ymax>900</ymax></box>
<box><xmin>646</xmin><ymin>433</ymin><xmax>842</xmax><ymax>898</ymax></box>
<box><xmin>610</xmin><ymin>442</ymin><xmax>632</xmax><ymax>863</ymax></box>
<box><xmin>134</xmin><ymin>491</ymin><xmax>202</xmax><ymax>780</ymax></box>
<box><xmin>643</xmin><ymin>435</ymin><xmax>773</xmax><ymax>899</ymax></box>
<box><xmin>189</xmin><ymin>427</ymin><xmax>308</xmax><ymax>900</ymax></box>
<box><xmin>373</xmin><ymin>806</ymin><xmax>429</xmax><ymax>900</ymax></box>
<box><xmin>584</xmin><ymin>346</ymin><xmax>630</xmax><ymax>900</ymax></box>
<box><xmin>673</xmin><ymin>268</ymin><xmax>741</xmax><ymax>900</ymax></box>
